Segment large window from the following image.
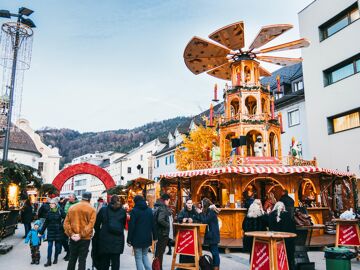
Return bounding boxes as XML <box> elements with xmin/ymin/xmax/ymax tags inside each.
<box><xmin>319</xmin><ymin>3</ymin><xmax>359</xmax><ymax>41</ymax></box>
<box><xmin>324</xmin><ymin>53</ymin><xmax>360</xmax><ymax>85</ymax></box>
<box><xmin>328</xmin><ymin>108</ymin><xmax>360</xmax><ymax>134</ymax></box>
<box><xmin>288</xmin><ymin>109</ymin><xmax>300</xmax><ymax>127</ymax></box>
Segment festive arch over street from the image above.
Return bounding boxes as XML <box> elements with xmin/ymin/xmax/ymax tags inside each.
<box><xmin>52</xmin><ymin>162</ymin><xmax>116</xmax><ymax>191</ymax></box>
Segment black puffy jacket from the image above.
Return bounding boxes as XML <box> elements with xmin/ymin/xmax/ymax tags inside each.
<box><xmin>242</xmin><ymin>214</ymin><xmax>268</xmax><ymax>252</ymax></box>
<box><xmin>40</xmin><ymin>207</ymin><xmax>65</xmax><ymax>241</ymax></box>
<box><xmin>154</xmin><ymin>199</ymin><xmax>171</xmax><ymax>239</ymax></box>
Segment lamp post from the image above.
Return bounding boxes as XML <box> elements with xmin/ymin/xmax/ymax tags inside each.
<box><xmin>0</xmin><ymin>7</ymin><xmax>35</xmax><ymax>161</ymax></box>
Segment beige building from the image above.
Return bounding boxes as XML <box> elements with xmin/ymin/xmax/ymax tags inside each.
<box><xmin>299</xmin><ymin>0</ymin><xmax>360</xmax><ymax>175</ymax></box>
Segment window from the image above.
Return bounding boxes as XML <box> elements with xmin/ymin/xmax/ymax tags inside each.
<box><xmin>328</xmin><ymin>108</ymin><xmax>360</xmax><ymax>134</ymax></box>
<box><xmin>319</xmin><ymin>3</ymin><xmax>359</xmax><ymax>41</ymax></box>
<box><xmin>156</xmin><ymin>160</ymin><xmax>159</xmax><ymax>168</ymax></box>
<box><xmin>169</xmin><ymin>155</ymin><xmax>175</xmax><ymax>164</ymax></box>
<box><xmin>140</xmin><ymin>155</ymin><xmax>143</xmax><ymax>161</ymax></box>
<box><xmin>140</xmin><ymin>168</ymin><xmax>144</xmax><ymax>174</ymax></box>
<box><xmin>324</xmin><ymin>53</ymin><xmax>360</xmax><ymax>85</ymax></box>
<box><xmin>127</xmin><ymin>167</ymin><xmax>131</xmax><ymax>174</ymax></box>
<box><xmin>288</xmin><ymin>109</ymin><xmax>300</xmax><ymax>127</ymax></box>
<box><xmin>292</xmin><ymin>80</ymin><xmax>304</xmax><ymax>92</ymax></box>
<box><xmin>38</xmin><ymin>162</ymin><xmax>44</xmax><ymax>172</ymax></box>
<box><xmin>165</xmin><ymin>157</ymin><xmax>168</xmax><ymax>165</ymax></box>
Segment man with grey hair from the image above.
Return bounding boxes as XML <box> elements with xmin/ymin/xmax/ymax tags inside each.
<box><xmin>64</xmin><ymin>193</ymin><xmax>79</xmax><ymax>214</ymax></box>
<box><xmin>64</xmin><ymin>192</ymin><xmax>96</xmax><ymax>270</ymax></box>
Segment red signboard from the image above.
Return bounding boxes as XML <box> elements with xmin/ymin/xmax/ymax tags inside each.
<box><xmin>251</xmin><ymin>240</ymin><xmax>270</xmax><ymax>270</ymax></box>
<box><xmin>175</xmin><ymin>229</ymin><xmax>195</xmax><ymax>255</ymax></box>
<box><xmin>338</xmin><ymin>224</ymin><xmax>360</xmax><ymax>246</ymax></box>
<box><xmin>276</xmin><ymin>241</ymin><xmax>289</xmax><ymax>270</ymax></box>
<box><xmin>244</xmin><ymin>157</ymin><xmax>281</xmax><ymax>165</ymax></box>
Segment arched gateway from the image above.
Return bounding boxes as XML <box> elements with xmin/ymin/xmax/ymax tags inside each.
<box><xmin>52</xmin><ymin>162</ymin><xmax>116</xmax><ymax>191</ymax></box>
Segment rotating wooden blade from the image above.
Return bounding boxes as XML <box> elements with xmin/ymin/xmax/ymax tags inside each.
<box><xmin>256</xmin><ymin>38</ymin><xmax>310</xmax><ymax>54</ymax></box>
<box><xmin>208</xmin><ymin>21</ymin><xmax>245</xmax><ymax>50</ymax></box>
<box><xmin>257</xmin><ymin>55</ymin><xmax>302</xmax><ymax>66</ymax></box>
<box><xmin>259</xmin><ymin>65</ymin><xmax>272</xmax><ymax>77</ymax></box>
<box><xmin>206</xmin><ymin>62</ymin><xmax>232</xmax><ymax>81</ymax></box>
<box><xmin>248</xmin><ymin>24</ymin><xmax>293</xmax><ymax>50</ymax></box>
<box><xmin>184</xmin><ymin>36</ymin><xmax>230</xmax><ymax>74</ymax></box>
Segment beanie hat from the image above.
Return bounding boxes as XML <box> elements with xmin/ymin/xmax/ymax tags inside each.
<box><xmin>82</xmin><ymin>192</ymin><xmax>92</xmax><ymax>201</ymax></box>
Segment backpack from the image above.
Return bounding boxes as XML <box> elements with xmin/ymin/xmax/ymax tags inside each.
<box><xmin>104</xmin><ymin>207</ymin><xmax>123</xmax><ymax>235</ymax></box>
<box><xmin>199</xmin><ymin>255</ymin><xmax>213</xmax><ymax>270</ymax></box>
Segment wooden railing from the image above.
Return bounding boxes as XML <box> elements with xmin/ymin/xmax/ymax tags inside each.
<box><xmin>191</xmin><ymin>155</ymin><xmax>317</xmax><ymax>170</ymax></box>
<box><xmin>219</xmin><ymin>113</ymin><xmax>272</xmax><ymax>125</ymax></box>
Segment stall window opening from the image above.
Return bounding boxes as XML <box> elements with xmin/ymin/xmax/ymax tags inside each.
<box><xmin>319</xmin><ymin>2</ymin><xmax>359</xmax><ymax>41</ymax></box>
<box><xmin>327</xmin><ymin>108</ymin><xmax>360</xmax><ymax>134</ymax></box>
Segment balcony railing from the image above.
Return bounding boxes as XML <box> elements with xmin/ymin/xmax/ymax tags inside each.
<box><xmin>191</xmin><ymin>155</ymin><xmax>317</xmax><ymax>170</ymax></box>
<box><xmin>219</xmin><ymin>113</ymin><xmax>275</xmax><ymax>126</ymax></box>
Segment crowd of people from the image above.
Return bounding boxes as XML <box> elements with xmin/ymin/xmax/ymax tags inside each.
<box><xmin>21</xmin><ymin>192</ymin><xmax>221</xmax><ymax>270</ymax></box>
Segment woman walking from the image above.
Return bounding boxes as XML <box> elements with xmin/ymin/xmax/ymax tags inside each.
<box><xmin>269</xmin><ymin>201</ymin><xmax>296</xmax><ymax>270</ymax></box>
<box><xmin>127</xmin><ymin>195</ymin><xmax>157</xmax><ymax>270</ymax></box>
<box><xmin>242</xmin><ymin>199</ymin><xmax>268</xmax><ymax>254</ymax></box>
<box><xmin>40</xmin><ymin>198</ymin><xmax>65</xmax><ymax>267</ymax></box>
<box><xmin>21</xmin><ymin>199</ymin><xmax>33</xmax><ymax>238</ymax></box>
<box><xmin>94</xmin><ymin>195</ymin><xmax>126</xmax><ymax>270</ymax></box>
<box><xmin>198</xmin><ymin>198</ymin><xmax>220</xmax><ymax>270</ymax></box>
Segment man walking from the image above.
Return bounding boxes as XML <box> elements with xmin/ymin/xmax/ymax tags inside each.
<box><xmin>154</xmin><ymin>193</ymin><xmax>172</xmax><ymax>270</ymax></box>
<box><xmin>63</xmin><ymin>192</ymin><xmax>96</xmax><ymax>270</ymax></box>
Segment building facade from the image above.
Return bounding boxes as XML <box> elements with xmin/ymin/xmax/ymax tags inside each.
<box><xmin>299</xmin><ymin>0</ymin><xmax>360</xmax><ymax>175</ymax></box>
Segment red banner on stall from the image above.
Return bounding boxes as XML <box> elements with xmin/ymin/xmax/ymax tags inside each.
<box><xmin>276</xmin><ymin>241</ymin><xmax>289</xmax><ymax>270</ymax></box>
<box><xmin>175</xmin><ymin>229</ymin><xmax>195</xmax><ymax>255</ymax></box>
<box><xmin>251</xmin><ymin>240</ymin><xmax>270</xmax><ymax>270</ymax></box>
<box><xmin>244</xmin><ymin>157</ymin><xmax>281</xmax><ymax>165</ymax></box>
<box><xmin>338</xmin><ymin>224</ymin><xmax>360</xmax><ymax>246</ymax></box>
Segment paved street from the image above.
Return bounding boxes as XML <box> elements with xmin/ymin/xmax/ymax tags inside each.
<box><xmin>1</xmin><ymin>225</ymin><xmax>360</xmax><ymax>270</ymax></box>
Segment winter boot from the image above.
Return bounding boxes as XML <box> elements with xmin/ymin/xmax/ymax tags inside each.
<box><xmin>64</xmin><ymin>252</ymin><xmax>70</xmax><ymax>261</ymax></box>
<box><xmin>31</xmin><ymin>259</ymin><xmax>35</xmax><ymax>264</ymax></box>
<box><xmin>35</xmin><ymin>260</ymin><xmax>40</xmax><ymax>265</ymax></box>
<box><xmin>44</xmin><ymin>259</ymin><xmax>51</xmax><ymax>267</ymax></box>
<box><xmin>53</xmin><ymin>256</ymin><xmax>58</xmax><ymax>264</ymax></box>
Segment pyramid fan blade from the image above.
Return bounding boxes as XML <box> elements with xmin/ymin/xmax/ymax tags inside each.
<box><xmin>206</xmin><ymin>62</ymin><xmax>232</xmax><ymax>81</ymax></box>
<box><xmin>257</xmin><ymin>55</ymin><xmax>302</xmax><ymax>66</ymax></box>
<box><xmin>248</xmin><ymin>24</ymin><xmax>293</xmax><ymax>50</ymax></box>
<box><xmin>208</xmin><ymin>21</ymin><xmax>245</xmax><ymax>50</ymax></box>
<box><xmin>257</xmin><ymin>38</ymin><xmax>310</xmax><ymax>54</ymax></box>
<box><xmin>259</xmin><ymin>66</ymin><xmax>272</xmax><ymax>77</ymax></box>
<box><xmin>184</xmin><ymin>36</ymin><xmax>230</xmax><ymax>74</ymax></box>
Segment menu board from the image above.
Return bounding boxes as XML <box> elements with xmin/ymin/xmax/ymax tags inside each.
<box><xmin>251</xmin><ymin>240</ymin><xmax>270</xmax><ymax>270</ymax></box>
<box><xmin>338</xmin><ymin>224</ymin><xmax>360</xmax><ymax>246</ymax></box>
<box><xmin>276</xmin><ymin>240</ymin><xmax>289</xmax><ymax>270</ymax></box>
<box><xmin>175</xmin><ymin>229</ymin><xmax>195</xmax><ymax>255</ymax></box>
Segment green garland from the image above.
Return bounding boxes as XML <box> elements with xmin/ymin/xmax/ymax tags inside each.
<box><xmin>268</xmin><ymin>119</ymin><xmax>280</xmax><ymax>126</ymax></box>
<box><xmin>39</xmin><ymin>183</ymin><xmax>58</xmax><ymax>196</ymax></box>
<box><xmin>225</xmin><ymin>85</ymin><xmax>270</xmax><ymax>94</ymax></box>
<box><xmin>242</xmin><ymin>119</ymin><xmax>265</xmax><ymax>125</ymax></box>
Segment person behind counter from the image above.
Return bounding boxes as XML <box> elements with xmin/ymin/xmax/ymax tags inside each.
<box><xmin>269</xmin><ymin>202</ymin><xmax>296</xmax><ymax>270</ymax></box>
<box><xmin>242</xmin><ymin>199</ymin><xmax>268</xmax><ymax>255</ymax></box>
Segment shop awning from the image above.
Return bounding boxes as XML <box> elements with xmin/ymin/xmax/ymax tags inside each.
<box><xmin>160</xmin><ymin>166</ymin><xmax>355</xmax><ymax>179</ymax></box>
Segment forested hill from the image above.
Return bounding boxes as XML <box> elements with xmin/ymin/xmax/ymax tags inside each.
<box><xmin>36</xmin><ymin>116</ymin><xmax>191</xmax><ymax>167</ymax></box>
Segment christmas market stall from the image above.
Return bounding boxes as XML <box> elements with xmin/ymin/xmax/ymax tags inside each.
<box><xmin>126</xmin><ymin>177</ymin><xmax>157</xmax><ymax>209</ymax></box>
<box><xmin>160</xmin><ymin>21</ymin><xmax>358</xmax><ymax>249</ymax></box>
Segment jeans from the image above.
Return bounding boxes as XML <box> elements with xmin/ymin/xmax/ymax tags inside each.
<box><xmin>209</xmin><ymin>244</ymin><xmax>220</xmax><ymax>267</ymax></box>
<box><xmin>24</xmin><ymin>223</ymin><xmax>31</xmax><ymax>237</ymax></box>
<box><xmin>155</xmin><ymin>236</ymin><xmax>169</xmax><ymax>270</ymax></box>
<box><xmin>47</xmin><ymin>240</ymin><xmax>62</xmax><ymax>260</ymax></box>
<box><xmin>99</xmin><ymin>253</ymin><xmax>120</xmax><ymax>270</ymax></box>
<box><xmin>134</xmin><ymin>247</ymin><xmax>151</xmax><ymax>270</ymax></box>
<box><xmin>67</xmin><ymin>239</ymin><xmax>90</xmax><ymax>270</ymax></box>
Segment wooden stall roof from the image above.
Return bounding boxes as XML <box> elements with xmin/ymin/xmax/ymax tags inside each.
<box><xmin>160</xmin><ymin>165</ymin><xmax>355</xmax><ymax>179</ymax></box>
<box><xmin>128</xmin><ymin>177</ymin><xmax>155</xmax><ymax>186</ymax></box>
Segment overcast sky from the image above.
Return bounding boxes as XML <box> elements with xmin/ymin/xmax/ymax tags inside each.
<box><xmin>0</xmin><ymin>0</ymin><xmax>314</xmax><ymax>132</ymax></box>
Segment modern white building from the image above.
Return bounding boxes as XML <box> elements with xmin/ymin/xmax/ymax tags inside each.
<box><xmin>261</xmin><ymin>63</ymin><xmax>310</xmax><ymax>159</ymax></box>
<box><xmin>299</xmin><ymin>0</ymin><xmax>360</xmax><ymax>175</ymax></box>
<box><xmin>111</xmin><ymin>140</ymin><xmax>160</xmax><ymax>186</ymax></box>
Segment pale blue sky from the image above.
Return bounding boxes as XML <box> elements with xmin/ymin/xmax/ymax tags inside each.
<box><xmin>1</xmin><ymin>0</ymin><xmax>313</xmax><ymax>132</ymax></box>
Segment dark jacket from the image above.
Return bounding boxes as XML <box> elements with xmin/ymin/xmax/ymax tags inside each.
<box><xmin>177</xmin><ymin>206</ymin><xmax>200</xmax><ymax>224</ymax></box>
<box><xmin>242</xmin><ymin>214</ymin><xmax>268</xmax><ymax>252</ymax></box>
<box><xmin>40</xmin><ymin>207</ymin><xmax>65</xmax><ymax>241</ymax></box>
<box><xmin>269</xmin><ymin>211</ymin><xmax>296</xmax><ymax>270</ymax></box>
<box><xmin>21</xmin><ymin>204</ymin><xmax>33</xmax><ymax>224</ymax></box>
<box><xmin>154</xmin><ymin>199</ymin><xmax>171</xmax><ymax>239</ymax></box>
<box><xmin>94</xmin><ymin>204</ymin><xmax>126</xmax><ymax>254</ymax></box>
<box><xmin>127</xmin><ymin>199</ymin><xmax>157</xmax><ymax>248</ymax></box>
<box><xmin>38</xmin><ymin>203</ymin><xmax>50</xmax><ymax>219</ymax></box>
<box><xmin>200</xmin><ymin>209</ymin><xmax>220</xmax><ymax>245</ymax></box>
<box><xmin>279</xmin><ymin>195</ymin><xmax>295</xmax><ymax>218</ymax></box>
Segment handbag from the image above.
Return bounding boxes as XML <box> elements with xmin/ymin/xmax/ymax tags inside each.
<box><xmin>152</xmin><ymin>257</ymin><xmax>161</xmax><ymax>270</ymax></box>
<box><xmin>294</xmin><ymin>209</ymin><xmax>313</xmax><ymax>226</ymax></box>
<box><xmin>199</xmin><ymin>254</ymin><xmax>213</xmax><ymax>270</ymax></box>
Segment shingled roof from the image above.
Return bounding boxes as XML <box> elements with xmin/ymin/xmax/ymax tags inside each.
<box><xmin>0</xmin><ymin>128</ymin><xmax>41</xmax><ymax>156</ymax></box>
<box><xmin>260</xmin><ymin>63</ymin><xmax>303</xmax><ymax>89</ymax></box>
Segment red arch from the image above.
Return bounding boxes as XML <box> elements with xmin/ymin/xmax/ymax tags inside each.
<box><xmin>52</xmin><ymin>162</ymin><xmax>116</xmax><ymax>191</ymax></box>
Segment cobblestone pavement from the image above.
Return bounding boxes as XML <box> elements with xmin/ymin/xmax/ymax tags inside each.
<box><xmin>2</xmin><ymin>225</ymin><xmax>360</xmax><ymax>269</ymax></box>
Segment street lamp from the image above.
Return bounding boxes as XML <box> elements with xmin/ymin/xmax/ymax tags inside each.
<box><xmin>0</xmin><ymin>7</ymin><xmax>35</xmax><ymax>161</ymax></box>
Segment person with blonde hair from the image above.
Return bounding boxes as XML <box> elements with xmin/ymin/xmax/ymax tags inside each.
<box><xmin>269</xmin><ymin>202</ymin><xmax>296</xmax><ymax>270</ymax></box>
<box><xmin>263</xmin><ymin>192</ymin><xmax>276</xmax><ymax>213</ymax></box>
<box><xmin>242</xmin><ymin>199</ymin><xmax>268</xmax><ymax>253</ymax></box>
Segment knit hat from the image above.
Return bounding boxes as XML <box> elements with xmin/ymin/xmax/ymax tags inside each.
<box><xmin>49</xmin><ymin>198</ymin><xmax>57</xmax><ymax>204</ymax></box>
<box><xmin>34</xmin><ymin>220</ymin><xmax>42</xmax><ymax>227</ymax></box>
<box><xmin>82</xmin><ymin>192</ymin><xmax>92</xmax><ymax>201</ymax></box>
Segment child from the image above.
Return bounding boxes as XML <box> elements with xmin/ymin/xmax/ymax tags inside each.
<box><xmin>25</xmin><ymin>220</ymin><xmax>43</xmax><ymax>264</ymax></box>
